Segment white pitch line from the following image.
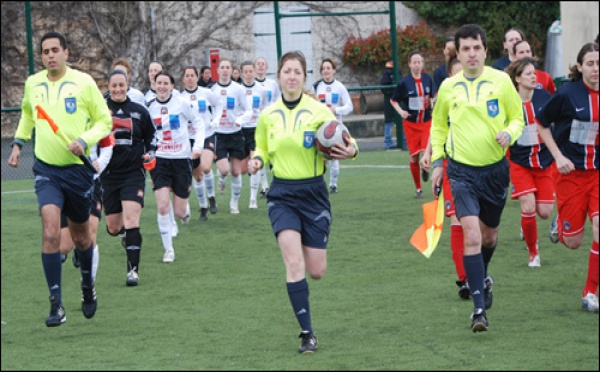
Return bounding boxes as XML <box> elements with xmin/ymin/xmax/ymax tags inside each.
<box><xmin>1</xmin><ymin>164</ymin><xmax>408</xmax><ymax>195</ymax></box>
<box><xmin>1</xmin><ymin>189</ymin><xmax>35</xmax><ymax>194</ymax></box>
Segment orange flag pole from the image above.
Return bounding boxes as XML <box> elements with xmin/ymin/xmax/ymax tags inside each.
<box><xmin>36</xmin><ymin>104</ymin><xmax>97</xmax><ymax>173</ymax></box>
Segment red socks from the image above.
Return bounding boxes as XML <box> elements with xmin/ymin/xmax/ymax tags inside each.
<box><xmin>583</xmin><ymin>240</ymin><xmax>599</xmax><ymax>296</ymax></box>
<box><xmin>410</xmin><ymin>161</ymin><xmax>421</xmax><ymax>190</ymax></box>
<box><xmin>451</xmin><ymin>224</ymin><xmax>466</xmax><ymax>282</ymax></box>
<box><xmin>521</xmin><ymin>212</ymin><xmax>538</xmax><ymax>256</ymax></box>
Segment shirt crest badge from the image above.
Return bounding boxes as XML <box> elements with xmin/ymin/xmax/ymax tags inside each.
<box><xmin>486</xmin><ymin>98</ymin><xmax>499</xmax><ymax>118</ymax></box>
<box><xmin>304</xmin><ymin>131</ymin><xmax>314</xmax><ymax>148</ymax></box>
<box><xmin>65</xmin><ymin>97</ymin><xmax>77</xmax><ymax>114</ymax></box>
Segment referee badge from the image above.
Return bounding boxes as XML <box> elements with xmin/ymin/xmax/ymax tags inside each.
<box><xmin>65</xmin><ymin>97</ymin><xmax>77</xmax><ymax>114</ymax></box>
<box><xmin>486</xmin><ymin>98</ymin><xmax>499</xmax><ymax>118</ymax></box>
<box><xmin>304</xmin><ymin>131</ymin><xmax>315</xmax><ymax>148</ymax></box>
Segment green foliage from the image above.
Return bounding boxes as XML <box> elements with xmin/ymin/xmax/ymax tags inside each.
<box><xmin>342</xmin><ymin>29</ymin><xmax>392</xmax><ymax>72</ymax></box>
<box><xmin>342</xmin><ymin>21</ymin><xmax>439</xmax><ymax>75</ymax></box>
<box><xmin>1</xmin><ymin>151</ymin><xmax>598</xmax><ymax>370</ymax></box>
<box><xmin>403</xmin><ymin>1</ymin><xmax>560</xmax><ymax>64</ymax></box>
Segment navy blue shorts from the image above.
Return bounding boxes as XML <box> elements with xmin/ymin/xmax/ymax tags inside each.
<box><xmin>447</xmin><ymin>157</ymin><xmax>510</xmax><ymax>228</ymax></box>
<box><xmin>267</xmin><ymin>175</ymin><xmax>331</xmax><ymax>249</ymax></box>
<box><xmin>214</xmin><ymin>131</ymin><xmax>245</xmax><ymax>161</ymax></box>
<box><xmin>149</xmin><ymin>157</ymin><xmax>192</xmax><ymax>198</ymax></box>
<box><xmin>60</xmin><ymin>177</ymin><xmax>102</xmax><ymax>228</ymax></box>
<box><xmin>34</xmin><ymin>159</ymin><xmax>94</xmax><ymax>224</ymax></box>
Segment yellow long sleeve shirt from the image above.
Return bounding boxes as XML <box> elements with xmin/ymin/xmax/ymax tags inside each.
<box><xmin>431</xmin><ymin>66</ymin><xmax>524</xmax><ymax>166</ymax></box>
<box><xmin>15</xmin><ymin>66</ymin><xmax>112</xmax><ymax>166</ymax></box>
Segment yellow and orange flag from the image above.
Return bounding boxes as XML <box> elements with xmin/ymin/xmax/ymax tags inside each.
<box><xmin>410</xmin><ymin>189</ymin><xmax>445</xmax><ymax>258</ymax></box>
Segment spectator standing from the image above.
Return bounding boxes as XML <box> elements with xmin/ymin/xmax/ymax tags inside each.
<box><xmin>380</xmin><ymin>60</ymin><xmax>400</xmax><ymax>150</ymax></box>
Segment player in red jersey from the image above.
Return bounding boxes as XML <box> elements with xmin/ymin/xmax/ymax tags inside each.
<box><xmin>505</xmin><ymin>58</ymin><xmax>554</xmax><ymax>267</ymax></box>
<box><xmin>513</xmin><ymin>40</ymin><xmax>556</xmax><ymax>94</ymax></box>
<box><xmin>537</xmin><ymin>42</ymin><xmax>599</xmax><ymax>313</ymax></box>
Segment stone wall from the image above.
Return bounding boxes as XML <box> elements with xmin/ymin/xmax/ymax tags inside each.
<box><xmin>1</xmin><ymin>1</ymin><xmax>420</xmax><ymax>138</ymax></box>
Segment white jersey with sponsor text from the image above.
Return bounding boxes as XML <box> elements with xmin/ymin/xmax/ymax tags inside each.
<box><xmin>238</xmin><ymin>82</ymin><xmax>269</xmax><ymax>129</ymax></box>
<box><xmin>180</xmin><ymin>86</ymin><xmax>221</xmax><ymax>138</ymax></box>
<box><xmin>255</xmin><ymin>77</ymin><xmax>281</xmax><ymax>107</ymax></box>
<box><xmin>210</xmin><ymin>81</ymin><xmax>248</xmax><ymax>134</ymax></box>
<box><xmin>147</xmin><ymin>94</ymin><xmax>203</xmax><ymax>159</ymax></box>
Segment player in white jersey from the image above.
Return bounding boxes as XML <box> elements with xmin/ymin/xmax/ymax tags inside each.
<box><xmin>145</xmin><ymin>60</ymin><xmax>180</xmax><ymax>104</ymax></box>
<box><xmin>238</xmin><ymin>61</ymin><xmax>270</xmax><ymax>209</ymax></box>
<box><xmin>145</xmin><ymin>60</ymin><xmax>182</xmax><ymax>234</ymax></box>
<box><xmin>147</xmin><ymin>71</ymin><xmax>204</xmax><ymax>263</ymax></box>
<box><xmin>312</xmin><ymin>58</ymin><xmax>354</xmax><ymax>193</ymax></box>
<box><xmin>254</xmin><ymin>57</ymin><xmax>282</xmax><ymax>198</ymax></box>
<box><xmin>180</xmin><ymin>66</ymin><xmax>222</xmax><ymax>221</ymax></box>
<box><xmin>110</xmin><ymin>57</ymin><xmax>147</xmax><ymax>107</ymax></box>
<box><xmin>211</xmin><ymin>59</ymin><xmax>249</xmax><ymax>214</ymax></box>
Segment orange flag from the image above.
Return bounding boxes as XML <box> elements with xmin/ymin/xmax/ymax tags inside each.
<box><xmin>36</xmin><ymin>104</ymin><xmax>97</xmax><ymax>173</ymax></box>
<box><xmin>410</xmin><ymin>190</ymin><xmax>445</xmax><ymax>258</ymax></box>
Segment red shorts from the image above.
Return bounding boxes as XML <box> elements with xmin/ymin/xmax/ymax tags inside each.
<box><xmin>442</xmin><ymin>159</ymin><xmax>455</xmax><ymax>217</ymax></box>
<box><xmin>403</xmin><ymin>119</ymin><xmax>431</xmax><ymax>157</ymax></box>
<box><xmin>509</xmin><ymin>160</ymin><xmax>555</xmax><ymax>204</ymax></box>
<box><xmin>554</xmin><ymin>169</ymin><xmax>599</xmax><ymax>238</ymax></box>
<box><xmin>550</xmin><ymin>161</ymin><xmax>559</xmax><ymax>181</ymax></box>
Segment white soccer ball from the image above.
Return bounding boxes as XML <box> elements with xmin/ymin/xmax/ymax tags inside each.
<box><xmin>315</xmin><ymin>120</ymin><xmax>351</xmax><ymax>160</ymax></box>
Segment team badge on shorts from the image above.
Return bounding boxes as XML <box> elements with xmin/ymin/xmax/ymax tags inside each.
<box><xmin>486</xmin><ymin>99</ymin><xmax>499</xmax><ymax>118</ymax></box>
<box><xmin>65</xmin><ymin>97</ymin><xmax>77</xmax><ymax>114</ymax></box>
<box><xmin>304</xmin><ymin>131</ymin><xmax>315</xmax><ymax>148</ymax></box>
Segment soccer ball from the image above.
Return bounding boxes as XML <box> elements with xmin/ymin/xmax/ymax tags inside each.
<box><xmin>315</xmin><ymin>120</ymin><xmax>350</xmax><ymax>160</ymax></box>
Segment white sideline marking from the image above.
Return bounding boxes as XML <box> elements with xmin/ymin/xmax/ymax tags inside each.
<box><xmin>1</xmin><ymin>164</ymin><xmax>407</xmax><ymax>195</ymax></box>
<box><xmin>2</xmin><ymin>189</ymin><xmax>34</xmax><ymax>194</ymax></box>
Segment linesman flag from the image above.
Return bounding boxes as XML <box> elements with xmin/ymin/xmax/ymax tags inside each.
<box><xmin>36</xmin><ymin>104</ymin><xmax>97</xmax><ymax>173</ymax></box>
<box><xmin>410</xmin><ymin>189</ymin><xmax>445</xmax><ymax>258</ymax></box>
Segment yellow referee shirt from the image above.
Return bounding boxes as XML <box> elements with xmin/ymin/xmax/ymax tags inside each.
<box><xmin>431</xmin><ymin>66</ymin><xmax>524</xmax><ymax>166</ymax></box>
<box><xmin>15</xmin><ymin>66</ymin><xmax>112</xmax><ymax>166</ymax></box>
<box><xmin>254</xmin><ymin>94</ymin><xmax>358</xmax><ymax>180</ymax></box>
